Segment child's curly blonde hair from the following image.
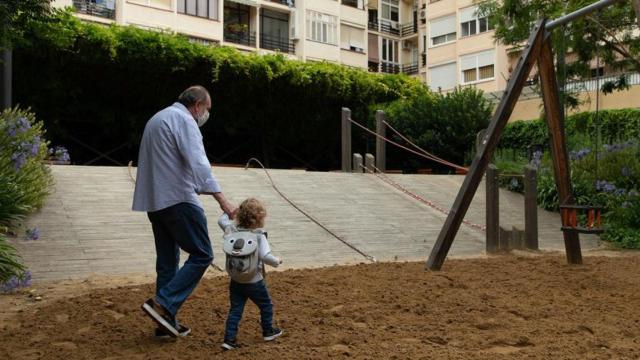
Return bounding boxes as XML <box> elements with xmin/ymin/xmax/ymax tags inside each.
<box><xmin>236</xmin><ymin>198</ymin><xmax>267</xmax><ymax>229</ymax></box>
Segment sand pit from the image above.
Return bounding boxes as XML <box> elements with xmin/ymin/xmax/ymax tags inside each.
<box><xmin>1</xmin><ymin>255</ymin><xmax>639</xmax><ymax>359</ymax></box>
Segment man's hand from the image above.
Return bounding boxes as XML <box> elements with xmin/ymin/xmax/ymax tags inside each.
<box><xmin>212</xmin><ymin>192</ymin><xmax>237</xmax><ymax>219</ymax></box>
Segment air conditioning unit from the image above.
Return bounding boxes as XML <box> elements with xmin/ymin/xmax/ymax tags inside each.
<box><xmin>402</xmin><ymin>40</ymin><xmax>413</xmax><ymax>50</ymax></box>
<box><xmin>390</xmin><ymin>22</ymin><xmax>400</xmax><ymax>30</ymax></box>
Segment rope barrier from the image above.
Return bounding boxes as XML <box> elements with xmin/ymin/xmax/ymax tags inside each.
<box><xmin>361</xmin><ymin>164</ymin><xmax>486</xmax><ymax>233</ymax></box>
<box><xmin>245</xmin><ymin>158</ymin><xmax>377</xmax><ymax>263</ymax></box>
<box><xmin>381</xmin><ymin>120</ymin><xmax>468</xmax><ymax>172</ymax></box>
<box><xmin>347</xmin><ymin>117</ymin><xmax>468</xmax><ymax>172</ymax></box>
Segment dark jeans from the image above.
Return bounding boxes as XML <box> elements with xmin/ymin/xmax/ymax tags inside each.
<box><xmin>147</xmin><ymin>202</ymin><xmax>213</xmax><ymax>319</ymax></box>
<box><xmin>224</xmin><ymin>280</ymin><xmax>274</xmax><ymax>341</ymax></box>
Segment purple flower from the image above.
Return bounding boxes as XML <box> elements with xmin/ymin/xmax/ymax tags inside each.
<box><xmin>11</xmin><ymin>152</ymin><xmax>27</xmax><ymax>171</ymax></box>
<box><xmin>531</xmin><ymin>150</ymin><xmax>542</xmax><ymax>169</ymax></box>
<box><xmin>0</xmin><ymin>271</ymin><xmax>32</xmax><ymax>293</ymax></box>
<box><xmin>26</xmin><ymin>227</ymin><xmax>40</xmax><ymax>241</ymax></box>
<box><xmin>595</xmin><ymin>180</ymin><xmax>616</xmax><ymax>193</ymax></box>
<box><xmin>614</xmin><ymin>188</ymin><xmax>626</xmax><ymax>196</ymax></box>
<box><xmin>569</xmin><ymin>148</ymin><xmax>590</xmax><ymax>161</ymax></box>
<box><xmin>30</xmin><ymin>136</ymin><xmax>41</xmax><ymax>156</ymax></box>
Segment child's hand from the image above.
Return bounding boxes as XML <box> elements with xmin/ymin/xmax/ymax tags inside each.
<box><xmin>278</xmin><ymin>258</ymin><xmax>283</xmax><ymax>265</ymax></box>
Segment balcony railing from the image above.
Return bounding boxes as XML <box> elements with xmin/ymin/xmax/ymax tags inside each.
<box><xmin>401</xmin><ymin>22</ymin><xmax>417</xmax><ymax>37</ymax></box>
<box><xmin>269</xmin><ymin>0</ymin><xmax>295</xmax><ymax>6</ymax></box>
<box><xmin>224</xmin><ymin>31</ymin><xmax>256</xmax><ymax>47</ymax></box>
<box><xmin>402</xmin><ymin>63</ymin><xmax>419</xmax><ymax>75</ymax></box>
<box><xmin>260</xmin><ymin>34</ymin><xmax>295</xmax><ymax>54</ymax></box>
<box><xmin>421</xmin><ymin>52</ymin><xmax>427</xmax><ymax>67</ymax></box>
<box><xmin>368</xmin><ymin>20</ymin><xmax>400</xmax><ymax>36</ymax></box>
<box><xmin>368</xmin><ymin>20</ymin><xmax>417</xmax><ymax>37</ymax></box>
<box><xmin>72</xmin><ymin>0</ymin><xmax>115</xmax><ymax>19</ymax></box>
<box><xmin>381</xmin><ymin>62</ymin><xmax>400</xmax><ymax>74</ymax></box>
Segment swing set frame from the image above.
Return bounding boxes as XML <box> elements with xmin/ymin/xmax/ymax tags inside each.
<box><xmin>426</xmin><ymin>0</ymin><xmax>624</xmax><ymax>271</ymax></box>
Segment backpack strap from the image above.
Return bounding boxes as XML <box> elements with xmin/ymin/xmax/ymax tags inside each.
<box><xmin>251</xmin><ymin>229</ymin><xmax>267</xmax><ymax>280</ymax></box>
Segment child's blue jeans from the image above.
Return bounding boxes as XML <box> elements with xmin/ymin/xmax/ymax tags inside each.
<box><xmin>224</xmin><ymin>279</ymin><xmax>274</xmax><ymax>341</ymax></box>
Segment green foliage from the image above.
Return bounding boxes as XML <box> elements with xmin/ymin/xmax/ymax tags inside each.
<box><xmin>380</xmin><ymin>87</ymin><xmax>492</xmax><ymax>172</ymax></box>
<box><xmin>0</xmin><ymin>234</ymin><xmax>26</xmax><ymax>283</ymax></box>
<box><xmin>14</xmin><ymin>10</ymin><xmax>423</xmax><ymax>170</ymax></box>
<box><xmin>500</xmin><ymin>108</ymin><xmax>640</xmax><ymax>154</ymax></box>
<box><xmin>0</xmin><ymin>0</ymin><xmax>51</xmax><ymax>49</ymax></box>
<box><xmin>0</xmin><ymin>107</ymin><xmax>53</xmax><ymax>231</ymax></box>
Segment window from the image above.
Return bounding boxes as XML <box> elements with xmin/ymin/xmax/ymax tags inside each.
<box><xmin>429</xmin><ymin>15</ymin><xmax>456</xmax><ymax>46</ymax></box>
<box><xmin>460</xmin><ymin>50</ymin><xmax>495</xmax><ymax>84</ymax></box>
<box><xmin>341</xmin><ymin>25</ymin><xmax>365</xmax><ymax>53</ymax></box>
<box><xmin>306</xmin><ymin>10</ymin><xmax>338</xmax><ymax>45</ymax></box>
<box><xmin>177</xmin><ymin>0</ymin><xmax>218</xmax><ymax>20</ymax></box>
<box><xmin>429</xmin><ymin>62</ymin><xmax>457</xmax><ymax>91</ymax></box>
<box><xmin>460</xmin><ymin>6</ymin><xmax>494</xmax><ymax>38</ymax></box>
<box><xmin>341</xmin><ymin>0</ymin><xmax>364</xmax><ymax>9</ymax></box>
<box><xmin>381</xmin><ymin>0</ymin><xmax>399</xmax><ymax>22</ymax></box>
<box><xmin>381</xmin><ymin>38</ymin><xmax>399</xmax><ymax>63</ymax></box>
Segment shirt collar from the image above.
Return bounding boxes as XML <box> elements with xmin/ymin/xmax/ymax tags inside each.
<box><xmin>172</xmin><ymin>102</ymin><xmax>194</xmax><ymax>118</ymax></box>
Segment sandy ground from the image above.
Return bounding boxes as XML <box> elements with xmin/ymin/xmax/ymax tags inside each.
<box><xmin>1</xmin><ymin>253</ymin><xmax>640</xmax><ymax>359</ymax></box>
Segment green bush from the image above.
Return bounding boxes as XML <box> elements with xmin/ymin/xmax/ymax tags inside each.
<box><xmin>14</xmin><ymin>10</ymin><xmax>423</xmax><ymax>170</ymax></box>
<box><xmin>500</xmin><ymin>108</ymin><xmax>640</xmax><ymax>154</ymax></box>
<box><xmin>379</xmin><ymin>86</ymin><xmax>492</xmax><ymax>172</ymax></box>
<box><xmin>0</xmin><ymin>107</ymin><xmax>53</xmax><ymax>282</ymax></box>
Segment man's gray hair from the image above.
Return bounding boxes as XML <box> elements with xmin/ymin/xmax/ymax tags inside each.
<box><xmin>178</xmin><ymin>85</ymin><xmax>210</xmax><ymax>107</ymax></box>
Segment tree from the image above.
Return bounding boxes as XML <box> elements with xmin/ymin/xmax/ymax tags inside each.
<box><xmin>478</xmin><ymin>0</ymin><xmax>640</xmax><ymax>95</ymax></box>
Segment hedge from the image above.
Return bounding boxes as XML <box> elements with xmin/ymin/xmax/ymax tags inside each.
<box><xmin>500</xmin><ymin>108</ymin><xmax>640</xmax><ymax>154</ymax></box>
<box><xmin>14</xmin><ymin>10</ymin><xmax>425</xmax><ymax>170</ymax></box>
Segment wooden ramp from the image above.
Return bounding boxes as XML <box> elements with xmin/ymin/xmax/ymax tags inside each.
<box><xmin>11</xmin><ymin>166</ymin><xmax>599</xmax><ymax>281</ymax></box>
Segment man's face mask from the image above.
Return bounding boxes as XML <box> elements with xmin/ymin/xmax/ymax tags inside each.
<box><xmin>197</xmin><ymin>109</ymin><xmax>210</xmax><ymax>127</ymax></box>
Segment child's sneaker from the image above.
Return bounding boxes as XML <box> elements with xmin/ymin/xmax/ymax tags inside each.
<box><xmin>221</xmin><ymin>339</ymin><xmax>241</xmax><ymax>350</ymax></box>
<box><xmin>263</xmin><ymin>328</ymin><xmax>283</xmax><ymax>341</ymax></box>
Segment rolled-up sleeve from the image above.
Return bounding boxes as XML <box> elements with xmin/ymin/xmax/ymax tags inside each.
<box><xmin>175</xmin><ymin>119</ymin><xmax>221</xmax><ymax>194</ymax></box>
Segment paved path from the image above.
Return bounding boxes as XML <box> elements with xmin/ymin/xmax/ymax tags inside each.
<box><xmin>12</xmin><ymin>166</ymin><xmax>599</xmax><ymax>281</ymax></box>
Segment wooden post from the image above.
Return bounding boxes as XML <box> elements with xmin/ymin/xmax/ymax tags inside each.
<box><xmin>486</xmin><ymin>164</ymin><xmax>499</xmax><ymax>254</ymax></box>
<box><xmin>352</xmin><ymin>153</ymin><xmax>363</xmax><ymax>173</ymax></box>
<box><xmin>341</xmin><ymin>108</ymin><xmax>352</xmax><ymax>172</ymax></box>
<box><xmin>365</xmin><ymin>153</ymin><xmax>375</xmax><ymax>173</ymax></box>
<box><xmin>499</xmin><ymin>226</ymin><xmax>511</xmax><ymax>252</ymax></box>
<box><xmin>524</xmin><ymin>165</ymin><xmax>539</xmax><ymax>250</ymax></box>
<box><xmin>538</xmin><ymin>35</ymin><xmax>582</xmax><ymax>264</ymax></box>
<box><xmin>375</xmin><ymin>110</ymin><xmax>386</xmax><ymax>173</ymax></box>
<box><xmin>426</xmin><ymin>20</ymin><xmax>546</xmax><ymax>271</ymax></box>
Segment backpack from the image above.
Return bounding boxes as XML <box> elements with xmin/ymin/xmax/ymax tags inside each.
<box><xmin>222</xmin><ymin>229</ymin><xmax>266</xmax><ymax>282</ymax></box>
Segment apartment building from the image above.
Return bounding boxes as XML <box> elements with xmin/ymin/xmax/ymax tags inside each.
<box><xmin>53</xmin><ymin>0</ymin><xmax>370</xmax><ymax>68</ymax></box>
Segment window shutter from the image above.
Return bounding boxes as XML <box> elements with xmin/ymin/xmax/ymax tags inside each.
<box><xmin>429</xmin><ymin>62</ymin><xmax>457</xmax><ymax>90</ymax></box>
<box><xmin>429</xmin><ymin>15</ymin><xmax>456</xmax><ymax>38</ymax></box>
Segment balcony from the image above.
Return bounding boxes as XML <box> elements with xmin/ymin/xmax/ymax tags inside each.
<box><xmin>381</xmin><ymin>62</ymin><xmax>400</xmax><ymax>74</ymax></box>
<box><xmin>224</xmin><ymin>31</ymin><xmax>256</xmax><ymax>47</ymax></box>
<box><xmin>368</xmin><ymin>20</ymin><xmax>417</xmax><ymax>37</ymax></box>
<box><xmin>72</xmin><ymin>0</ymin><xmax>115</xmax><ymax>19</ymax></box>
<box><xmin>260</xmin><ymin>34</ymin><xmax>295</xmax><ymax>54</ymax></box>
<box><xmin>401</xmin><ymin>22</ymin><xmax>417</xmax><ymax>37</ymax></box>
<box><xmin>368</xmin><ymin>20</ymin><xmax>400</xmax><ymax>36</ymax></box>
<box><xmin>268</xmin><ymin>0</ymin><xmax>295</xmax><ymax>6</ymax></box>
<box><xmin>402</xmin><ymin>62</ymin><xmax>419</xmax><ymax>75</ymax></box>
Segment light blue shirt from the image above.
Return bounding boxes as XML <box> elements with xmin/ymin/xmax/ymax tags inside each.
<box><xmin>132</xmin><ymin>102</ymin><xmax>222</xmax><ymax>212</ymax></box>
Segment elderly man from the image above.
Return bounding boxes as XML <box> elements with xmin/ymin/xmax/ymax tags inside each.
<box><xmin>133</xmin><ymin>85</ymin><xmax>236</xmax><ymax>338</ymax></box>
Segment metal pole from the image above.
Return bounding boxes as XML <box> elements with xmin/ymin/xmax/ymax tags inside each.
<box><xmin>545</xmin><ymin>0</ymin><xmax>623</xmax><ymax>30</ymax></box>
<box><xmin>1</xmin><ymin>49</ymin><xmax>12</xmax><ymax>110</ymax></box>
